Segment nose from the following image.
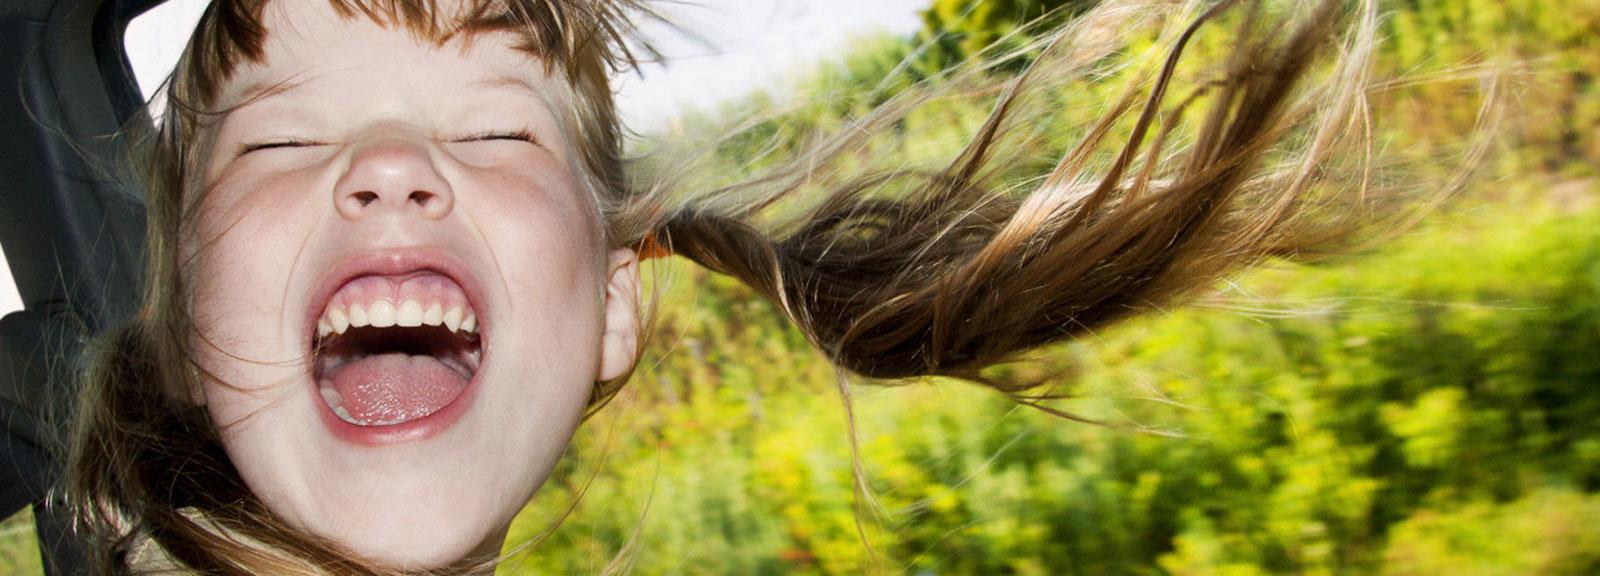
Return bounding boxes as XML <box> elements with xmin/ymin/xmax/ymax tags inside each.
<box><xmin>333</xmin><ymin>137</ymin><xmax>454</xmax><ymax>221</ymax></box>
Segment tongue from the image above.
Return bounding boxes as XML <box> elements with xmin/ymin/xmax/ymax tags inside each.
<box><xmin>326</xmin><ymin>353</ymin><xmax>469</xmax><ymax>424</ymax></box>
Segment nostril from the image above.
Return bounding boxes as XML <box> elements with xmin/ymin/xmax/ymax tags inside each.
<box><xmin>353</xmin><ymin>191</ymin><xmax>379</xmax><ymax>207</ymax></box>
<box><xmin>408</xmin><ymin>190</ymin><xmax>434</xmax><ymax>206</ymax></box>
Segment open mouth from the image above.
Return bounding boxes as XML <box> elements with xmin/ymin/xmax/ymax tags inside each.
<box><xmin>311</xmin><ymin>273</ymin><xmax>481</xmax><ymax>427</ymax></box>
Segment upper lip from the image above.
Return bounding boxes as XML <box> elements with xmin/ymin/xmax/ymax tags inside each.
<box><xmin>304</xmin><ymin>247</ymin><xmax>490</xmax><ymax>351</ymax></box>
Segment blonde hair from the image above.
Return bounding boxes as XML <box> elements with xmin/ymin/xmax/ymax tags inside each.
<box><xmin>64</xmin><ymin>0</ymin><xmax>1495</xmax><ymax>573</ymax></box>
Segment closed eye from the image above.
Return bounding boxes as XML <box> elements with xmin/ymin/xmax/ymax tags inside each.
<box><xmin>238</xmin><ymin>139</ymin><xmax>324</xmax><ymax>156</ymax></box>
<box><xmin>452</xmin><ymin>129</ymin><xmax>538</xmax><ymax>145</ymax></box>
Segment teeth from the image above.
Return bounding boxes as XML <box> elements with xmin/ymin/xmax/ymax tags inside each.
<box><xmin>368</xmin><ymin>300</ymin><xmax>397</xmax><ymax>328</ymax></box>
<box><xmin>443</xmin><ymin>306</ymin><xmax>463</xmax><ymax>332</ymax></box>
<box><xmin>320</xmin><ymin>386</ymin><xmax>342</xmax><ymax>408</ymax></box>
<box><xmin>349</xmin><ymin>303</ymin><xmax>369</xmax><ymax>328</ymax></box>
<box><xmin>320</xmin><ymin>299</ymin><xmax>478</xmax><ymax>336</ymax></box>
<box><xmin>397</xmin><ymin>300</ymin><xmax>424</xmax><ymax>327</ymax></box>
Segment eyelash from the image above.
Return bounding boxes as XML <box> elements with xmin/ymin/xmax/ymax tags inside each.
<box><xmin>238</xmin><ymin>130</ymin><xmax>537</xmax><ymax>156</ymax></box>
<box><xmin>453</xmin><ymin>129</ymin><xmax>537</xmax><ymax>145</ymax></box>
<box><xmin>239</xmin><ymin>139</ymin><xmax>321</xmax><ymax>155</ymax></box>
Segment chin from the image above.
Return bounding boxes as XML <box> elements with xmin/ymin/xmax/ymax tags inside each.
<box><xmin>326</xmin><ymin>514</ymin><xmax>503</xmax><ymax>570</ymax></box>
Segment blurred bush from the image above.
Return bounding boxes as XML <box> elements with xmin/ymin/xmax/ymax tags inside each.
<box><xmin>502</xmin><ymin>0</ymin><xmax>1600</xmax><ymax>573</ymax></box>
<box><xmin>504</xmin><ymin>187</ymin><xmax>1600</xmax><ymax>574</ymax></box>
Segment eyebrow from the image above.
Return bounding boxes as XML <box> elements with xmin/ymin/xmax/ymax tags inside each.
<box><xmin>471</xmin><ymin>74</ymin><xmax>535</xmax><ymax>91</ymax></box>
<box><xmin>469</xmin><ymin>74</ymin><xmax>564</xmax><ymax>107</ymax></box>
<box><xmin>220</xmin><ymin>75</ymin><xmax>316</xmax><ymax>113</ymax></box>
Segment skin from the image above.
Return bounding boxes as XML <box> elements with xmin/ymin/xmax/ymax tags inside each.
<box><xmin>187</xmin><ymin>0</ymin><xmax>640</xmax><ymax>569</ymax></box>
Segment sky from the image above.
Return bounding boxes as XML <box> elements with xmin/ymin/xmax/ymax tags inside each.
<box><xmin>0</xmin><ymin>0</ymin><xmax>927</xmax><ymax>318</ymax></box>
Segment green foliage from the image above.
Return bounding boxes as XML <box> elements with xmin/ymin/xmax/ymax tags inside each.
<box><xmin>915</xmin><ymin>0</ymin><xmax>1096</xmax><ymax>73</ymax></box>
<box><xmin>496</xmin><ymin>182</ymin><xmax>1600</xmax><ymax>576</ymax></box>
<box><xmin>1376</xmin><ymin>0</ymin><xmax>1600</xmax><ymax>175</ymax></box>
<box><xmin>493</xmin><ymin>1</ymin><xmax>1600</xmax><ymax>570</ymax></box>
<box><xmin>1381</xmin><ymin>488</ymin><xmax>1600</xmax><ymax>575</ymax></box>
<box><xmin>0</xmin><ymin>510</ymin><xmax>41</xmax><ymax>576</ymax></box>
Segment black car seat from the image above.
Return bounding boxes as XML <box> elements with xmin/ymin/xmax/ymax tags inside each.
<box><xmin>1</xmin><ymin>0</ymin><xmax>161</xmax><ymax>572</ymax></box>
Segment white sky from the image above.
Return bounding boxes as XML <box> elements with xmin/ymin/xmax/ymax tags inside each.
<box><xmin>0</xmin><ymin>0</ymin><xmax>926</xmax><ymax>318</ymax></box>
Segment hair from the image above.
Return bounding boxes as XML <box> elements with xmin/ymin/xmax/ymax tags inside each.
<box><xmin>60</xmin><ymin>0</ymin><xmax>1498</xmax><ymax>573</ymax></box>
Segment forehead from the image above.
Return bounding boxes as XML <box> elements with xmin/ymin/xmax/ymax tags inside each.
<box><xmin>216</xmin><ymin>0</ymin><xmax>564</xmax><ymax>109</ymax></box>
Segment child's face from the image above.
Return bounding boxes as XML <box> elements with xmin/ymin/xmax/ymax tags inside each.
<box><xmin>187</xmin><ymin>0</ymin><xmax>638</xmax><ymax>567</ymax></box>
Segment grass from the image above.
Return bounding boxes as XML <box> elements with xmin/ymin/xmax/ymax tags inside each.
<box><xmin>0</xmin><ymin>509</ymin><xmax>42</xmax><ymax>576</ymax></box>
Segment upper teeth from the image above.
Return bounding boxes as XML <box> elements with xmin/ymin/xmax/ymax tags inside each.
<box><xmin>318</xmin><ymin>298</ymin><xmax>477</xmax><ymax>338</ymax></box>
<box><xmin>315</xmin><ymin>274</ymin><xmax>479</xmax><ymax>340</ymax></box>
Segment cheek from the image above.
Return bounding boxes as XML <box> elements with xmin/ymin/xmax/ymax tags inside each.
<box><xmin>196</xmin><ymin>159</ymin><xmax>331</xmax><ymax>241</ymax></box>
<box><xmin>470</xmin><ymin>158</ymin><xmax>602</xmax><ymax>296</ymax></box>
<box><xmin>189</xmin><ymin>169</ymin><xmax>327</xmax><ymax>404</ymax></box>
<box><xmin>468</xmin><ymin>162</ymin><xmax>605</xmax><ymax>398</ymax></box>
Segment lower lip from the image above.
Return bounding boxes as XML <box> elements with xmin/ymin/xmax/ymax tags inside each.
<box><xmin>312</xmin><ymin>369</ymin><xmax>481</xmax><ymax>447</ymax></box>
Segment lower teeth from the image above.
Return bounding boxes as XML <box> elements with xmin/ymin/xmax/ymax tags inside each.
<box><xmin>331</xmin><ymin>404</ymin><xmax>408</xmax><ymax>426</ymax></box>
<box><xmin>320</xmin><ymin>386</ymin><xmax>342</xmax><ymax>407</ymax></box>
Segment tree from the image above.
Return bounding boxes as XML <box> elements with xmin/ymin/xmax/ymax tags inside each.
<box><xmin>916</xmin><ymin>0</ymin><xmax>1096</xmax><ymax>73</ymax></box>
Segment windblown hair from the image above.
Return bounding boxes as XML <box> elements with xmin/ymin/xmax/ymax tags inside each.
<box><xmin>63</xmin><ymin>0</ymin><xmax>1494</xmax><ymax>573</ymax></box>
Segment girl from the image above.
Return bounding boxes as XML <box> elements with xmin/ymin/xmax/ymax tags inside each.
<box><xmin>62</xmin><ymin>0</ymin><xmax>1475</xmax><ymax>573</ymax></box>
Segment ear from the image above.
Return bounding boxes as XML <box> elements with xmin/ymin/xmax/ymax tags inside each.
<box><xmin>597</xmin><ymin>247</ymin><xmax>642</xmax><ymax>382</ymax></box>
